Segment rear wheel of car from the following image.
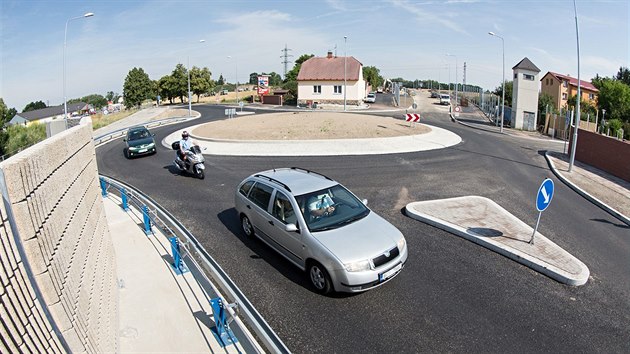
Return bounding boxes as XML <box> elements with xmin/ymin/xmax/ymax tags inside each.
<box><xmin>308</xmin><ymin>261</ymin><xmax>332</xmax><ymax>294</ymax></box>
<box><xmin>241</xmin><ymin>215</ymin><xmax>254</xmax><ymax>237</ymax></box>
<box><xmin>124</xmin><ymin>148</ymin><xmax>130</xmax><ymax>159</ymax></box>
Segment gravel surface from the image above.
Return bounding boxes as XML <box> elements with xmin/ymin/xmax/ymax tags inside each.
<box><xmin>191</xmin><ymin>111</ymin><xmax>430</xmax><ymax>140</ymax></box>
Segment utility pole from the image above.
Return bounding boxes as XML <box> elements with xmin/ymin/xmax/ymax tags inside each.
<box><xmin>280</xmin><ymin>44</ymin><xmax>293</xmax><ymax>79</ymax></box>
<box><xmin>463</xmin><ymin>62</ymin><xmax>467</xmax><ymax>96</ymax></box>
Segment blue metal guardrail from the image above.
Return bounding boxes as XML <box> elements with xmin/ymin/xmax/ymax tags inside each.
<box><xmin>99</xmin><ymin>175</ymin><xmax>290</xmax><ymax>354</ymax></box>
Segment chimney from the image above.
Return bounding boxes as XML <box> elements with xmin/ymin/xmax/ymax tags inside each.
<box><xmin>327</xmin><ymin>51</ymin><xmax>333</xmax><ymax>59</ymax></box>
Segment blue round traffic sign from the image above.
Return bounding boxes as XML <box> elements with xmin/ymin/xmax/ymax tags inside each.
<box><xmin>536</xmin><ymin>178</ymin><xmax>555</xmax><ymax>212</ymax></box>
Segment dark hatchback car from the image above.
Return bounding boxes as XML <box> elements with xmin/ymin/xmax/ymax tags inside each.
<box><xmin>124</xmin><ymin>126</ymin><xmax>156</xmax><ymax>158</ymax></box>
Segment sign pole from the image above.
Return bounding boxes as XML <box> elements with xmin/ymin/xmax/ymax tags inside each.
<box><xmin>530</xmin><ymin>211</ymin><xmax>542</xmax><ymax>245</ymax></box>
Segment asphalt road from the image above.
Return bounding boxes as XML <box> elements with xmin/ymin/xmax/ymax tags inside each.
<box><xmin>96</xmin><ymin>104</ymin><xmax>630</xmax><ymax>353</ymax></box>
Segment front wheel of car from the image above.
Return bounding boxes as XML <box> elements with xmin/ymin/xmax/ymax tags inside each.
<box><xmin>308</xmin><ymin>261</ymin><xmax>332</xmax><ymax>295</ymax></box>
<box><xmin>241</xmin><ymin>215</ymin><xmax>254</xmax><ymax>237</ymax></box>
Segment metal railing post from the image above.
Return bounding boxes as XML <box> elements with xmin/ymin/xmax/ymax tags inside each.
<box><xmin>121</xmin><ymin>188</ymin><xmax>129</xmax><ymax>211</ymax></box>
<box><xmin>99</xmin><ymin>177</ymin><xmax>108</xmax><ymax>197</ymax></box>
<box><xmin>142</xmin><ymin>206</ymin><xmax>152</xmax><ymax>235</ymax></box>
<box><xmin>210</xmin><ymin>297</ymin><xmax>239</xmax><ymax>347</ymax></box>
<box><xmin>169</xmin><ymin>236</ymin><xmax>189</xmax><ymax>275</ymax></box>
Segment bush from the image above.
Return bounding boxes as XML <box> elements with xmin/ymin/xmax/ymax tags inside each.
<box><xmin>3</xmin><ymin>123</ymin><xmax>46</xmax><ymax>156</ymax></box>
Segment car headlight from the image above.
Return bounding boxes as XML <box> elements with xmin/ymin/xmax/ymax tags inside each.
<box><xmin>397</xmin><ymin>237</ymin><xmax>406</xmax><ymax>252</ymax></box>
<box><xmin>128</xmin><ymin>146</ymin><xmax>139</xmax><ymax>151</ymax></box>
<box><xmin>146</xmin><ymin>142</ymin><xmax>155</xmax><ymax>148</ymax></box>
<box><xmin>345</xmin><ymin>260</ymin><xmax>371</xmax><ymax>272</ymax></box>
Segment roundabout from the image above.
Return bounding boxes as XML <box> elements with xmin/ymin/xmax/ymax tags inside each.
<box><xmin>162</xmin><ymin>111</ymin><xmax>462</xmax><ymax>156</ymax></box>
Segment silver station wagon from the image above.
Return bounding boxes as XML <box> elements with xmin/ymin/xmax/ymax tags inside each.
<box><xmin>234</xmin><ymin>167</ymin><xmax>407</xmax><ymax>294</ymax></box>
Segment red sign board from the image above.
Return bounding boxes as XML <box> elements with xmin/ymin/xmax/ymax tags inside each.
<box><xmin>257</xmin><ymin>75</ymin><xmax>270</xmax><ymax>95</ymax></box>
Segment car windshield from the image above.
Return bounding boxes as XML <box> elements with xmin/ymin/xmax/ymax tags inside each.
<box><xmin>295</xmin><ymin>184</ymin><xmax>369</xmax><ymax>232</ymax></box>
<box><xmin>128</xmin><ymin>129</ymin><xmax>150</xmax><ymax>141</ymax></box>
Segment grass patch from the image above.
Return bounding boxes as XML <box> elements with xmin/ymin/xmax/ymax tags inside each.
<box><xmin>91</xmin><ymin>109</ymin><xmax>137</xmax><ymax>130</ymax></box>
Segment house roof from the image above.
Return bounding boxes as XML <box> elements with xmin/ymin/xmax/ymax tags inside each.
<box><xmin>14</xmin><ymin>102</ymin><xmax>90</xmax><ymax>121</ymax></box>
<box><xmin>297</xmin><ymin>56</ymin><xmax>362</xmax><ymax>81</ymax></box>
<box><xmin>543</xmin><ymin>72</ymin><xmax>599</xmax><ymax>92</ymax></box>
<box><xmin>512</xmin><ymin>57</ymin><xmax>540</xmax><ymax>73</ymax></box>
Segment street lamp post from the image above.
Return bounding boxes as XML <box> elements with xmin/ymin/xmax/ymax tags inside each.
<box><xmin>64</xmin><ymin>12</ymin><xmax>94</xmax><ymax>120</ymax></box>
<box><xmin>446</xmin><ymin>54</ymin><xmax>458</xmax><ymax>106</ymax></box>
<box><xmin>227</xmin><ymin>55</ymin><xmax>238</xmax><ymax>104</ymax></box>
<box><xmin>344</xmin><ymin>36</ymin><xmax>347</xmax><ymax>111</ymax></box>
<box><xmin>568</xmin><ymin>0</ymin><xmax>581</xmax><ymax>172</ymax></box>
<box><xmin>187</xmin><ymin>39</ymin><xmax>205</xmax><ymax>117</ymax></box>
<box><xmin>488</xmin><ymin>31</ymin><xmax>505</xmax><ymax>133</ymax></box>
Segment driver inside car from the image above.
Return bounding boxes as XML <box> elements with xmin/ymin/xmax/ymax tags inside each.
<box><xmin>308</xmin><ymin>193</ymin><xmax>335</xmax><ymax>217</ymax></box>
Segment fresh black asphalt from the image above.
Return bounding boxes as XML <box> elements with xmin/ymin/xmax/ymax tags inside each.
<box><xmin>96</xmin><ymin>104</ymin><xmax>630</xmax><ymax>353</ymax></box>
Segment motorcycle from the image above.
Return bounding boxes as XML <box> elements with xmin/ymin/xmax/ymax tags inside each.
<box><xmin>172</xmin><ymin>141</ymin><xmax>206</xmax><ymax>179</ymax></box>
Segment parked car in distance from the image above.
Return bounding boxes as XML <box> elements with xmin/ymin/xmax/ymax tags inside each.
<box><xmin>364</xmin><ymin>93</ymin><xmax>376</xmax><ymax>103</ymax></box>
<box><xmin>439</xmin><ymin>93</ymin><xmax>451</xmax><ymax>105</ymax></box>
<box><xmin>234</xmin><ymin>167</ymin><xmax>408</xmax><ymax>294</ymax></box>
<box><xmin>123</xmin><ymin>126</ymin><xmax>156</xmax><ymax>158</ymax></box>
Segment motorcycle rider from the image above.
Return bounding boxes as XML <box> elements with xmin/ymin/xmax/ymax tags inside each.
<box><xmin>177</xmin><ymin>131</ymin><xmax>194</xmax><ymax>168</ymax></box>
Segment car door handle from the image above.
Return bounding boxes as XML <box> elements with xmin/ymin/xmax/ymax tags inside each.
<box><xmin>246</xmin><ymin>205</ymin><xmax>251</xmax><ymax>209</ymax></box>
<box><xmin>268</xmin><ymin>220</ymin><xmax>274</xmax><ymax>226</ymax></box>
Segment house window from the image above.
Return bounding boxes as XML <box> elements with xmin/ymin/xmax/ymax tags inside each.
<box><xmin>563</xmin><ymin>80</ymin><xmax>568</xmax><ymax>87</ymax></box>
<box><xmin>562</xmin><ymin>93</ymin><xmax>567</xmax><ymax>100</ymax></box>
<box><xmin>524</xmin><ymin>74</ymin><xmax>535</xmax><ymax>81</ymax></box>
<box><xmin>334</xmin><ymin>85</ymin><xmax>342</xmax><ymax>94</ymax></box>
<box><xmin>514</xmin><ymin>73</ymin><xmax>518</xmax><ymax>79</ymax></box>
<box><xmin>589</xmin><ymin>93</ymin><xmax>595</xmax><ymax>100</ymax></box>
<box><xmin>313</xmin><ymin>85</ymin><xmax>321</xmax><ymax>94</ymax></box>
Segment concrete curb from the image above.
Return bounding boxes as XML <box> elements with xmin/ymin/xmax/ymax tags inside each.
<box><xmin>405</xmin><ymin>197</ymin><xmax>590</xmax><ymax>286</ymax></box>
<box><xmin>544</xmin><ymin>151</ymin><xmax>630</xmax><ymax>226</ymax></box>
<box><xmin>162</xmin><ymin>122</ymin><xmax>463</xmax><ymax>156</ymax></box>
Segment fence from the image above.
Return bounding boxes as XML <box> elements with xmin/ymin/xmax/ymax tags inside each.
<box><xmin>466</xmin><ymin>90</ymin><xmax>512</xmax><ymax>127</ymax></box>
<box><xmin>99</xmin><ymin>175</ymin><xmax>290</xmax><ymax>354</ymax></box>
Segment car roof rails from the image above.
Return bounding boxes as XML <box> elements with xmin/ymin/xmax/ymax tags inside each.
<box><xmin>289</xmin><ymin>167</ymin><xmax>333</xmax><ymax>181</ymax></box>
<box><xmin>254</xmin><ymin>174</ymin><xmax>292</xmax><ymax>192</ymax></box>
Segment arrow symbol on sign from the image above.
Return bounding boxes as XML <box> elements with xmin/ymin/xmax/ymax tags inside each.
<box><xmin>541</xmin><ymin>186</ymin><xmax>550</xmax><ymax>204</ymax></box>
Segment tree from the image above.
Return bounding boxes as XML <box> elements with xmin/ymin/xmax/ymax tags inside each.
<box><xmin>69</xmin><ymin>94</ymin><xmax>108</xmax><ymax>108</ymax></box>
<box><xmin>567</xmin><ymin>94</ymin><xmax>596</xmax><ymax>118</ymax></box>
<box><xmin>538</xmin><ymin>92</ymin><xmax>556</xmax><ymax>126</ymax></box>
<box><xmin>105</xmin><ymin>91</ymin><xmax>120</xmax><ymax>103</ymax></box>
<box><xmin>0</xmin><ymin>98</ymin><xmax>17</xmax><ymax>126</ymax></box>
<box><xmin>597</xmin><ymin>79</ymin><xmax>630</xmax><ymax>122</ymax></box>
<box><xmin>170</xmin><ymin>64</ymin><xmax>188</xmax><ymax>103</ymax></box>
<box><xmin>493</xmin><ymin>80</ymin><xmax>513</xmax><ymax>107</ymax></box>
<box><xmin>249</xmin><ymin>72</ymin><xmax>259</xmax><ymax>85</ymax></box>
<box><xmin>158</xmin><ymin>75</ymin><xmax>176</xmax><ymax>104</ymax></box>
<box><xmin>282</xmin><ymin>54</ymin><xmax>314</xmax><ymax>97</ymax></box>
<box><xmin>22</xmin><ymin>101</ymin><xmax>47</xmax><ymax>113</ymax></box>
<box><xmin>267</xmin><ymin>72</ymin><xmax>282</xmax><ymax>86</ymax></box>
<box><xmin>123</xmin><ymin>67</ymin><xmax>153</xmax><ymax>108</ymax></box>
<box><xmin>190</xmin><ymin>66</ymin><xmax>213</xmax><ymax>102</ymax></box>
<box><xmin>3</xmin><ymin>123</ymin><xmax>46</xmax><ymax>156</ymax></box>
<box><xmin>363</xmin><ymin>66</ymin><xmax>384</xmax><ymax>89</ymax></box>
<box><xmin>217</xmin><ymin>74</ymin><xmax>225</xmax><ymax>86</ymax></box>
<box><xmin>615</xmin><ymin>67</ymin><xmax>630</xmax><ymax>86</ymax></box>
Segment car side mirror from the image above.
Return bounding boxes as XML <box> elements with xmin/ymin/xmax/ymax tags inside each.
<box><xmin>362</xmin><ymin>199</ymin><xmax>368</xmax><ymax>206</ymax></box>
<box><xmin>285</xmin><ymin>223</ymin><xmax>298</xmax><ymax>232</ymax></box>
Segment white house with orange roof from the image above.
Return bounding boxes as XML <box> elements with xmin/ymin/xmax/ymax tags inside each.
<box><xmin>296</xmin><ymin>51</ymin><xmax>367</xmax><ymax>107</ymax></box>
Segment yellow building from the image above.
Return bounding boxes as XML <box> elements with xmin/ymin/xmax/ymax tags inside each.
<box><xmin>540</xmin><ymin>71</ymin><xmax>598</xmax><ymax>111</ymax></box>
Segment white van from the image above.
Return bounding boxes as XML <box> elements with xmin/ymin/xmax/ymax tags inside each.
<box><xmin>439</xmin><ymin>94</ymin><xmax>451</xmax><ymax>105</ymax></box>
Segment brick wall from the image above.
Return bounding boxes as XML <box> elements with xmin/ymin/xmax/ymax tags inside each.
<box><xmin>570</xmin><ymin>128</ymin><xmax>630</xmax><ymax>182</ymax></box>
<box><xmin>0</xmin><ymin>123</ymin><xmax>118</xmax><ymax>353</ymax></box>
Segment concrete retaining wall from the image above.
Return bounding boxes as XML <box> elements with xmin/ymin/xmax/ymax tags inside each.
<box><xmin>0</xmin><ymin>123</ymin><xmax>118</xmax><ymax>353</ymax></box>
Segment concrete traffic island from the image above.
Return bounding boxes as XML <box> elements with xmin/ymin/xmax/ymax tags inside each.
<box><xmin>405</xmin><ymin>196</ymin><xmax>590</xmax><ymax>286</ymax></box>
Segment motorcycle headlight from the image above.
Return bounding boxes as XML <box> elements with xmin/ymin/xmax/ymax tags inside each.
<box><xmin>345</xmin><ymin>260</ymin><xmax>371</xmax><ymax>272</ymax></box>
<box><xmin>397</xmin><ymin>237</ymin><xmax>406</xmax><ymax>252</ymax></box>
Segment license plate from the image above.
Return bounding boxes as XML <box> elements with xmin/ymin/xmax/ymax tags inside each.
<box><xmin>379</xmin><ymin>263</ymin><xmax>402</xmax><ymax>282</ymax></box>
<box><xmin>138</xmin><ymin>149</ymin><xmax>147</xmax><ymax>153</ymax></box>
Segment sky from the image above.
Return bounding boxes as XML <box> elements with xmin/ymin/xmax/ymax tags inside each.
<box><xmin>1</xmin><ymin>0</ymin><xmax>628</xmax><ymax>111</ymax></box>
